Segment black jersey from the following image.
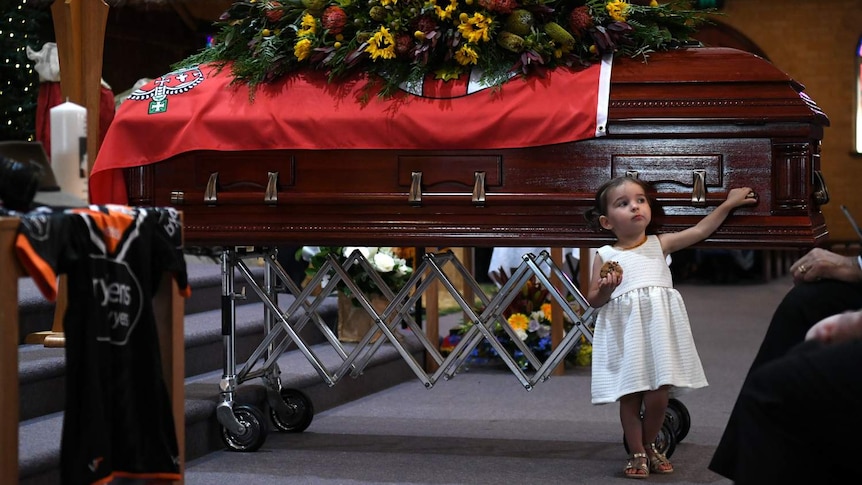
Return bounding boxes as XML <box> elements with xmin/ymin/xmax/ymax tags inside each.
<box><xmin>15</xmin><ymin>204</ymin><xmax>191</xmax><ymax>485</ymax></box>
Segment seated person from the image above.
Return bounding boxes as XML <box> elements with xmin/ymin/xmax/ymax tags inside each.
<box><xmin>710</xmin><ymin>308</ymin><xmax>862</xmax><ymax>484</ymax></box>
<box><xmin>709</xmin><ymin>247</ymin><xmax>862</xmax><ymax>482</ymax></box>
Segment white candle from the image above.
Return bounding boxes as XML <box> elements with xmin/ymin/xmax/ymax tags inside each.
<box><xmin>49</xmin><ymin>101</ymin><xmax>88</xmax><ymax>202</ymax></box>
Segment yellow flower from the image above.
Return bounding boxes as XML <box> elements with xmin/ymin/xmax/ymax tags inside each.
<box><xmin>381</xmin><ymin>0</ymin><xmax>398</xmax><ymax>5</ymax></box>
<box><xmin>454</xmin><ymin>45</ymin><xmax>478</xmax><ymax>65</ymax></box>
<box><xmin>365</xmin><ymin>26</ymin><xmax>396</xmax><ymax>60</ymax></box>
<box><xmin>297</xmin><ymin>13</ymin><xmax>317</xmax><ymax>37</ymax></box>
<box><xmin>434</xmin><ymin>66</ymin><xmax>463</xmax><ymax>81</ymax></box>
<box><xmin>606</xmin><ymin>0</ymin><xmax>629</xmax><ymax>22</ymax></box>
<box><xmin>576</xmin><ymin>341</ymin><xmax>592</xmax><ymax>366</ymax></box>
<box><xmin>431</xmin><ymin>0</ymin><xmax>459</xmax><ymax>21</ymax></box>
<box><xmin>508</xmin><ymin>313</ymin><xmax>530</xmax><ymax>332</ymax></box>
<box><xmin>457</xmin><ymin>12</ymin><xmax>492</xmax><ymax>44</ymax></box>
<box><xmin>294</xmin><ymin>38</ymin><xmax>313</xmax><ymax>61</ymax></box>
<box><xmin>541</xmin><ymin>303</ymin><xmax>552</xmax><ymax>320</ymax></box>
<box><xmin>650</xmin><ymin>0</ymin><xmax>658</xmax><ymax>5</ymax></box>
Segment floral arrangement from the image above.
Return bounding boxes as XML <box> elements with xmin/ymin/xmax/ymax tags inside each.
<box><xmin>305</xmin><ymin>246</ymin><xmax>414</xmax><ymax>301</ymax></box>
<box><xmin>444</xmin><ymin>274</ymin><xmax>592</xmax><ymax>370</ymax></box>
<box><xmin>178</xmin><ymin>0</ymin><xmax>711</xmax><ymax>97</ymax></box>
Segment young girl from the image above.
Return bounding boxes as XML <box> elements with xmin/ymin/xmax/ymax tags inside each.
<box><xmin>584</xmin><ymin>175</ymin><xmax>757</xmax><ymax>479</ymax></box>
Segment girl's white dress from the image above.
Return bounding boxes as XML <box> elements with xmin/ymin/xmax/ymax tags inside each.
<box><xmin>591</xmin><ymin>235</ymin><xmax>708</xmax><ymax>404</ymax></box>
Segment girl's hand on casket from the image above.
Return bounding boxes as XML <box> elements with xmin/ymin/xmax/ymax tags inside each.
<box><xmin>725</xmin><ymin>187</ymin><xmax>759</xmax><ymax>208</ymax></box>
<box><xmin>790</xmin><ymin>248</ymin><xmax>862</xmax><ymax>285</ymax></box>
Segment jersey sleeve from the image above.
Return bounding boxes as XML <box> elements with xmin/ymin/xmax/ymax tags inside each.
<box><xmin>149</xmin><ymin>207</ymin><xmax>191</xmax><ymax>298</ymax></box>
<box><xmin>14</xmin><ymin>209</ymin><xmax>69</xmax><ymax>301</ymax></box>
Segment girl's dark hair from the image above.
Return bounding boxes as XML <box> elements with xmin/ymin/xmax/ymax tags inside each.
<box><xmin>584</xmin><ymin>175</ymin><xmax>664</xmax><ymax>233</ymax></box>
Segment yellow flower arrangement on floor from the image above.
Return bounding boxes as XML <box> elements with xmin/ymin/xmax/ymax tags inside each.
<box><xmin>177</xmin><ymin>0</ymin><xmax>712</xmax><ymax>96</ymax></box>
<box><xmin>448</xmin><ymin>275</ymin><xmax>593</xmax><ymax>370</ymax></box>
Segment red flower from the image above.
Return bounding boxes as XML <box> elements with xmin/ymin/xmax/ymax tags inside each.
<box><xmin>568</xmin><ymin>6</ymin><xmax>593</xmax><ymax>37</ymax></box>
<box><xmin>264</xmin><ymin>1</ymin><xmax>284</xmax><ymax>23</ymax></box>
<box><xmin>395</xmin><ymin>33</ymin><xmax>413</xmax><ymax>57</ymax></box>
<box><xmin>478</xmin><ymin>0</ymin><xmax>518</xmax><ymax>15</ymax></box>
<box><xmin>322</xmin><ymin>6</ymin><xmax>348</xmax><ymax>35</ymax></box>
<box><xmin>414</xmin><ymin>15</ymin><xmax>438</xmax><ymax>34</ymax></box>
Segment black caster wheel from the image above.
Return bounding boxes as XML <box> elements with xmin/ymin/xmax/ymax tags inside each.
<box><xmin>654</xmin><ymin>420</ymin><xmax>676</xmax><ymax>458</ymax></box>
<box><xmin>622</xmin><ymin>421</ymin><xmax>677</xmax><ymax>458</ymax></box>
<box><xmin>666</xmin><ymin>398</ymin><xmax>691</xmax><ymax>443</ymax></box>
<box><xmin>270</xmin><ymin>388</ymin><xmax>314</xmax><ymax>432</ymax></box>
<box><xmin>221</xmin><ymin>404</ymin><xmax>269</xmax><ymax>452</ymax></box>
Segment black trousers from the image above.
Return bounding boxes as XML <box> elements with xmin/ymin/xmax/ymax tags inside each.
<box><xmin>709</xmin><ymin>279</ymin><xmax>862</xmax><ymax>482</ymax></box>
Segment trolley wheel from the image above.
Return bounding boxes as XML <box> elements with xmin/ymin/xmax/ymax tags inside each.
<box><xmin>221</xmin><ymin>404</ymin><xmax>268</xmax><ymax>452</ymax></box>
<box><xmin>622</xmin><ymin>421</ymin><xmax>677</xmax><ymax>458</ymax></box>
<box><xmin>269</xmin><ymin>388</ymin><xmax>314</xmax><ymax>433</ymax></box>
<box><xmin>666</xmin><ymin>398</ymin><xmax>691</xmax><ymax>443</ymax></box>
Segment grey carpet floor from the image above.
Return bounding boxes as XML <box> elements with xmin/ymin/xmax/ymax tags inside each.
<box><xmin>183</xmin><ymin>276</ymin><xmax>793</xmax><ymax>484</ymax></box>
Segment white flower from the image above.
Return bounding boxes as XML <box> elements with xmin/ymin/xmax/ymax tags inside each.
<box><xmin>515</xmin><ymin>328</ymin><xmax>528</xmax><ymax>341</ymax></box>
<box><xmin>342</xmin><ymin>246</ymin><xmax>370</xmax><ymax>259</ymax></box>
<box><xmin>536</xmin><ymin>324</ymin><xmax>551</xmax><ymax>338</ymax></box>
<box><xmin>395</xmin><ymin>257</ymin><xmax>412</xmax><ymax>276</ymax></box>
<box><xmin>373</xmin><ymin>251</ymin><xmax>396</xmax><ymax>272</ymax></box>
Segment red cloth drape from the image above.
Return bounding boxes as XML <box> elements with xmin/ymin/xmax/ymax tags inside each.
<box><xmin>90</xmin><ymin>63</ymin><xmax>608</xmax><ymax>205</ymax></box>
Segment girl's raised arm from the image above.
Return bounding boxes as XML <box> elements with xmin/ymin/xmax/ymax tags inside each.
<box><xmin>658</xmin><ymin>187</ymin><xmax>757</xmax><ymax>255</ymax></box>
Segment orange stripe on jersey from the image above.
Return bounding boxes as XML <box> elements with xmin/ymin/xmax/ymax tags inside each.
<box><xmin>72</xmin><ymin>206</ymin><xmax>135</xmax><ymax>254</ymax></box>
<box><xmin>15</xmin><ymin>233</ymin><xmax>58</xmax><ymax>301</ymax></box>
<box><xmin>94</xmin><ymin>470</ymin><xmax>183</xmax><ymax>484</ymax></box>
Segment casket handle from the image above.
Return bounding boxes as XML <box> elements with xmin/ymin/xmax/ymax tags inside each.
<box><xmin>813</xmin><ymin>170</ymin><xmax>830</xmax><ymax>205</ymax></box>
<box><xmin>626</xmin><ymin>170</ymin><xmax>639</xmax><ymax>179</ymax></box>
<box><xmin>265</xmin><ymin>171</ymin><xmax>279</xmax><ymax>205</ymax></box>
<box><xmin>692</xmin><ymin>169</ymin><xmax>706</xmax><ymax>207</ymax></box>
<box><xmin>472</xmin><ymin>171</ymin><xmax>486</xmax><ymax>206</ymax></box>
<box><xmin>204</xmin><ymin>172</ymin><xmax>219</xmax><ymax>206</ymax></box>
<box><xmin>408</xmin><ymin>171</ymin><xmax>422</xmax><ymax>206</ymax></box>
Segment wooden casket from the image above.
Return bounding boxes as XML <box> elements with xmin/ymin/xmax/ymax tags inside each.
<box><xmin>91</xmin><ymin>47</ymin><xmax>829</xmax><ymax>249</ymax></box>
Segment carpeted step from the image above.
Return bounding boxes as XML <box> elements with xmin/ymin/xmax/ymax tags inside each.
<box><xmin>18</xmin><ymin>335</ymin><xmax>424</xmax><ymax>485</ymax></box>
<box><xmin>17</xmin><ymin>295</ymin><xmax>338</xmax><ymax>421</ymax></box>
<box><xmin>15</xmin><ymin>260</ymin><xmax>266</xmax><ymax>345</ymax></box>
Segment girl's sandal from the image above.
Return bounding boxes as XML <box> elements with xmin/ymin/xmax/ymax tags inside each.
<box><xmin>624</xmin><ymin>452</ymin><xmax>649</xmax><ymax>479</ymax></box>
<box><xmin>646</xmin><ymin>443</ymin><xmax>674</xmax><ymax>474</ymax></box>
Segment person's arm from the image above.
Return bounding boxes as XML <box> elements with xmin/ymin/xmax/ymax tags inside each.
<box><xmin>790</xmin><ymin>248</ymin><xmax>862</xmax><ymax>284</ymax></box>
<box><xmin>658</xmin><ymin>187</ymin><xmax>757</xmax><ymax>254</ymax></box>
<box><xmin>587</xmin><ymin>254</ymin><xmax>621</xmax><ymax>308</ymax></box>
<box><xmin>805</xmin><ymin>309</ymin><xmax>862</xmax><ymax>343</ymax></box>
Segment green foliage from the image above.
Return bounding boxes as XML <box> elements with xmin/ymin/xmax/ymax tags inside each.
<box><xmin>172</xmin><ymin>0</ymin><xmax>713</xmax><ymax>98</ymax></box>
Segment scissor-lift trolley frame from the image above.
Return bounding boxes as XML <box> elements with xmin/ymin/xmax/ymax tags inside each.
<box><xmin>211</xmin><ymin>247</ymin><xmax>688</xmax><ymax>454</ymax></box>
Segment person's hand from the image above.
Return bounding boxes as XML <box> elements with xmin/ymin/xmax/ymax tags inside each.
<box><xmin>724</xmin><ymin>187</ymin><xmax>759</xmax><ymax>208</ymax></box>
<box><xmin>598</xmin><ymin>266</ymin><xmax>623</xmax><ymax>292</ymax></box>
<box><xmin>790</xmin><ymin>248</ymin><xmax>862</xmax><ymax>284</ymax></box>
<box><xmin>805</xmin><ymin>310</ymin><xmax>862</xmax><ymax>344</ymax></box>
<box><xmin>589</xmin><ymin>263</ymin><xmax>622</xmax><ymax>307</ymax></box>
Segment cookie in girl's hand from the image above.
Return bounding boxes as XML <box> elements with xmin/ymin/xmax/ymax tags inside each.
<box><xmin>600</xmin><ymin>261</ymin><xmax>622</xmax><ymax>278</ymax></box>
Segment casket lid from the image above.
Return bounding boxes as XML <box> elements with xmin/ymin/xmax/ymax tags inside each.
<box><xmin>608</xmin><ymin>47</ymin><xmax>828</xmax><ymax>126</ymax></box>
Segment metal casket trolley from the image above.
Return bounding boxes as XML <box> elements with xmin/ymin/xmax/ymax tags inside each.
<box><xmin>209</xmin><ymin>247</ymin><xmax>691</xmax><ymax>456</ymax></box>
